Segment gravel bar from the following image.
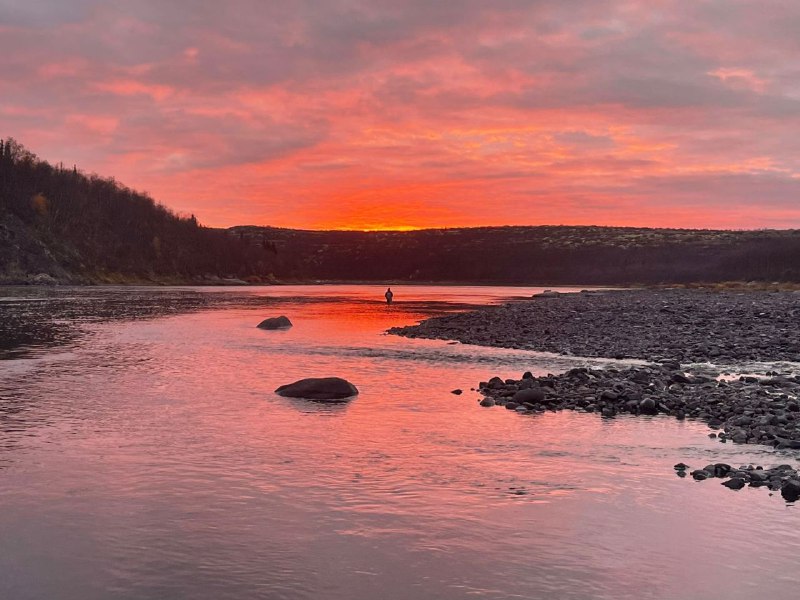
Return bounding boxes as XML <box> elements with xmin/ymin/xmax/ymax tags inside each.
<box><xmin>389</xmin><ymin>288</ymin><xmax>800</xmax><ymax>365</ymax></box>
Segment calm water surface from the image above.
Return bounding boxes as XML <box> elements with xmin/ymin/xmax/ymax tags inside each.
<box><xmin>1</xmin><ymin>285</ymin><xmax>799</xmax><ymax>600</ymax></box>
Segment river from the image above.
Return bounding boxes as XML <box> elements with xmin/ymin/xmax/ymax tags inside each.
<box><xmin>1</xmin><ymin>285</ymin><xmax>798</xmax><ymax>600</ymax></box>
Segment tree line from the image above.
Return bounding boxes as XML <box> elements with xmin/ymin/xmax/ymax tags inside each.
<box><xmin>233</xmin><ymin>225</ymin><xmax>800</xmax><ymax>285</ymax></box>
<box><xmin>4</xmin><ymin>136</ymin><xmax>800</xmax><ymax>285</ymax></box>
<box><xmin>0</xmin><ymin>138</ymin><xmax>275</xmax><ymax>282</ymax></box>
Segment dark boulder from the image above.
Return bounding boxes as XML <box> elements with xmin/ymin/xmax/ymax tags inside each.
<box><xmin>275</xmin><ymin>377</ymin><xmax>358</xmax><ymax>400</ymax></box>
<box><xmin>512</xmin><ymin>387</ymin><xmax>550</xmax><ymax>404</ymax></box>
<box><xmin>488</xmin><ymin>376</ymin><xmax>505</xmax><ymax>389</ymax></box>
<box><xmin>639</xmin><ymin>398</ymin><xmax>657</xmax><ymax>414</ymax></box>
<box><xmin>713</xmin><ymin>463</ymin><xmax>732</xmax><ymax>477</ymax></box>
<box><xmin>722</xmin><ymin>478</ymin><xmax>745</xmax><ymax>490</ymax></box>
<box><xmin>257</xmin><ymin>316</ymin><xmax>293</xmax><ymax>330</ymax></box>
<box><xmin>781</xmin><ymin>479</ymin><xmax>800</xmax><ymax>502</ymax></box>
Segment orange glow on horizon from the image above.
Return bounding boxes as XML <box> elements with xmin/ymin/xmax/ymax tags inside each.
<box><xmin>2</xmin><ymin>2</ymin><xmax>799</xmax><ymax>230</ymax></box>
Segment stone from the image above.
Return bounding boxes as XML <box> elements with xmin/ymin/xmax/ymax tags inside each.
<box><xmin>722</xmin><ymin>478</ymin><xmax>745</xmax><ymax>490</ymax></box>
<box><xmin>488</xmin><ymin>377</ymin><xmax>504</xmax><ymax>389</ymax></box>
<box><xmin>257</xmin><ymin>315</ymin><xmax>293</xmax><ymax>330</ymax></box>
<box><xmin>479</xmin><ymin>398</ymin><xmax>495</xmax><ymax>407</ymax></box>
<box><xmin>639</xmin><ymin>398</ymin><xmax>657</xmax><ymax>414</ymax></box>
<box><xmin>713</xmin><ymin>463</ymin><xmax>732</xmax><ymax>477</ymax></box>
<box><xmin>451</xmin><ymin>389</ymin><xmax>463</xmax><ymax>395</ymax></box>
<box><xmin>512</xmin><ymin>387</ymin><xmax>548</xmax><ymax>404</ymax></box>
<box><xmin>275</xmin><ymin>377</ymin><xmax>358</xmax><ymax>400</ymax></box>
<box><xmin>731</xmin><ymin>431</ymin><xmax>748</xmax><ymax>444</ymax></box>
<box><xmin>600</xmin><ymin>390</ymin><xmax>619</xmax><ymax>401</ymax></box>
<box><xmin>781</xmin><ymin>479</ymin><xmax>800</xmax><ymax>502</ymax></box>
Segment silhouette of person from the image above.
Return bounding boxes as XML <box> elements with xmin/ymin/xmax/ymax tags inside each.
<box><xmin>385</xmin><ymin>287</ymin><xmax>394</xmax><ymax>305</ymax></box>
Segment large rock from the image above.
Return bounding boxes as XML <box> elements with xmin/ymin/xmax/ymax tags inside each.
<box><xmin>257</xmin><ymin>315</ymin><xmax>292</xmax><ymax>330</ymax></box>
<box><xmin>275</xmin><ymin>377</ymin><xmax>358</xmax><ymax>400</ymax></box>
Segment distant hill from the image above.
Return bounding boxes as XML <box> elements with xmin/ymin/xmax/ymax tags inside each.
<box><xmin>0</xmin><ymin>138</ymin><xmax>274</xmax><ymax>284</ymax></box>
<box><xmin>4</xmin><ymin>137</ymin><xmax>800</xmax><ymax>286</ymax></box>
<box><xmin>231</xmin><ymin>225</ymin><xmax>800</xmax><ymax>285</ymax></box>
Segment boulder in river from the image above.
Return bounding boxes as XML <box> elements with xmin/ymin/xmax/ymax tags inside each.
<box><xmin>275</xmin><ymin>377</ymin><xmax>358</xmax><ymax>400</ymax></box>
<box><xmin>257</xmin><ymin>316</ymin><xmax>293</xmax><ymax>330</ymax></box>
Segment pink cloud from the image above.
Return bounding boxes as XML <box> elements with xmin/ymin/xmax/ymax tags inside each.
<box><xmin>0</xmin><ymin>0</ymin><xmax>799</xmax><ymax>229</ymax></box>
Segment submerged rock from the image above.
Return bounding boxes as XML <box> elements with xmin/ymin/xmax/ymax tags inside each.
<box><xmin>275</xmin><ymin>377</ymin><xmax>358</xmax><ymax>400</ymax></box>
<box><xmin>257</xmin><ymin>315</ymin><xmax>293</xmax><ymax>330</ymax></box>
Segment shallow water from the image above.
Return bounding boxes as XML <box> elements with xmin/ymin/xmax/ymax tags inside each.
<box><xmin>1</xmin><ymin>285</ymin><xmax>799</xmax><ymax>600</ymax></box>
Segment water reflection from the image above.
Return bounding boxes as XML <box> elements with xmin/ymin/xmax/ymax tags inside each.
<box><xmin>1</xmin><ymin>285</ymin><xmax>799</xmax><ymax>600</ymax></box>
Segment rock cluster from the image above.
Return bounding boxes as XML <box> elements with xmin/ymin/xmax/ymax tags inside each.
<box><xmin>675</xmin><ymin>462</ymin><xmax>800</xmax><ymax>501</ymax></box>
<box><xmin>390</xmin><ymin>289</ymin><xmax>800</xmax><ymax>364</ymax></box>
<box><xmin>477</xmin><ymin>364</ymin><xmax>800</xmax><ymax>449</ymax></box>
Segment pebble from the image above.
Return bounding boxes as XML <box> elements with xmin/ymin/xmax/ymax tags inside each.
<box><xmin>389</xmin><ymin>289</ymin><xmax>800</xmax><ymax>364</ymax></box>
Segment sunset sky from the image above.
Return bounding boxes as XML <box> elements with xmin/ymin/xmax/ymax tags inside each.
<box><xmin>1</xmin><ymin>1</ymin><xmax>799</xmax><ymax>230</ymax></box>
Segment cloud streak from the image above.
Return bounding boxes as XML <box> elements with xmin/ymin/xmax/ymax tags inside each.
<box><xmin>1</xmin><ymin>0</ymin><xmax>799</xmax><ymax>229</ymax></box>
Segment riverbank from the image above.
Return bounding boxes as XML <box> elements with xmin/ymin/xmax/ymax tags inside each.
<box><xmin>391</xmin><ymin>288</ymin><xmax>800</xmax><ymax>498</ymax></box>
<box><xmin>389</xmin><ymin>288</ymin><xmax>800</xmax><ymax>364</ymax></box>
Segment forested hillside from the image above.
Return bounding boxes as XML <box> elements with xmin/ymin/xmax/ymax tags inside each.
<box><xmin>234</xmin><ymin>225</ymin><xmax>800</xmax><ymax>285</ymax></box>
<box><xmin>0</xmin><ymin>138</ymin><xmax>274</xmax><ymax>283</ymax></box>
<box><xmin>4</xmin><ymin>137</ymin><xmax>800</xmax><ymax>286</ymax></box>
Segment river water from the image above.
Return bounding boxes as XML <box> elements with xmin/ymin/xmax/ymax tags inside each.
<box><xmin>1</xmin><ymin>285</ymin><xmax>798</xmax><ymax>600</ymax></box>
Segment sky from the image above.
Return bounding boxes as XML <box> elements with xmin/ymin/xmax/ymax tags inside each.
<box><xmin>1</xmin><ymin>0</ymin><xmax>799</xmax><ymax>230</ymax></box>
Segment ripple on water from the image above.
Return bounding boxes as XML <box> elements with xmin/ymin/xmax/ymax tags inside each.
<box><xmin>2</xmin><ymin>285</ymin><xmax>800</xmax><ymax>600</ymax></box>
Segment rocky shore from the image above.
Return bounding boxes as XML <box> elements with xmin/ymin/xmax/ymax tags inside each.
<box><xmin>476</xmin><ymin>363</ymin><xmax>800</xmax><ymax>448</ymax></box>
<box><xmin>476</xmin><ymin>363</ymin><xmax>800</xmax><ymax>499</ymax></box>
<box><xmin>389</xmin><ymin>288</ymin><xmax>800</xmax><ymax>500</ymax></box>
<box><xmin>389</xmin><ymin>288</ymin><xmax>800</xmax><ymax>364</ymax></box>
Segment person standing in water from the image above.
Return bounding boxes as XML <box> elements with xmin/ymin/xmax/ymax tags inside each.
<box><xmin>385</xmin><ymin>287</ymin><xmax>394</xmax><ymax>305</ymax></box>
